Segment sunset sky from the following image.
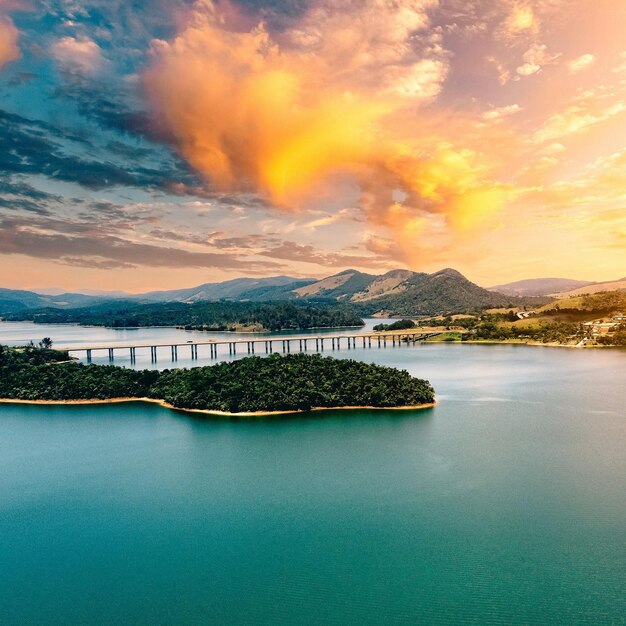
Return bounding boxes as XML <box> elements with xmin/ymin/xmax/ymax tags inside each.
<box><xmin>0</xmin><ymin>0</ymin><xmax>625</xmax><ymax>292</ymax></box>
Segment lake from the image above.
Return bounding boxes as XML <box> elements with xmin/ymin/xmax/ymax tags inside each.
<box><xmin>0</xmin><ymin>322</ymin><xmax>625</xmax><ymax>624</ymax></box>
<box><xmin>0</xmin><ymin>319</ymin><xmax>395</xmax><ymax>369</ymax></box>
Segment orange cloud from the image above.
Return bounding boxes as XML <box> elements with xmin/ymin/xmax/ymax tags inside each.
<box><xmin>144</xmin><ymin>0</ymin><xmax>515</xmax><ymax>266</ymax></box>
<box><xmin>0</xmin><ymin>15</ymin><xmax>19</xmax><ymax>70</ymax></box>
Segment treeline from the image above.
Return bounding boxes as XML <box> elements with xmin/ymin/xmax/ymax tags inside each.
<box><xmin>460</xmin><ymin>319</ymin><xmax>581</xmax><ymax>344</ymax></box>
<box><xmin>0</xmin><ymin>347</ymin><xmax>435</xmax><ymax>413</ymax></box>
<box><xmin>5</xmin><ymin>300</ymin><xmax>364</xmax><ymax>332</ymax></box>
<box><xmin>597</xmin><ymin>327</ymin><xmax>626</xmax><ymax>346</ymax></box>
<box><xmin>373</xmin><ymin>319</ymin><xmax>416</xmax><ymax>332</ymax></box>
<box><xmin>421</xmin><ymin>313</ymin><xmax>582</xmax><ymax>344</ymax></box>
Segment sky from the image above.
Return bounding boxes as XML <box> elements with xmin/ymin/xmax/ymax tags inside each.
<box><xmin>0</xmin><ymin>0</ymin><xmax>624</xmax><ymax>292</ymax></box>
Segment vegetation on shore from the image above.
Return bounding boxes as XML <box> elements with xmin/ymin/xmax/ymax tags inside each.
<box><xmin>4</xmin><ymin>300</ymin><xmax>364</xmax><ymax>332</ymax></box>
<box><xmin>373</xmin><ymin>319</ymin><xmax>416</xmax><ymax>332</ymax></box>
<box><xmin>408</xmin><ymin>290</ymin><xmax>626</xmax><ymax>346</ymax></box>
<box><xmin>0</xmin><ymin>346</ymin><xmax>435</xmax><ymax>414</ymax></box>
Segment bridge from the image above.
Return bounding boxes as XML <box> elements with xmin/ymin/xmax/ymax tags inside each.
<box><xmin>66</xmin><ymin>331</ymin><xmax>442</xmax><ymax>363</ymax></box>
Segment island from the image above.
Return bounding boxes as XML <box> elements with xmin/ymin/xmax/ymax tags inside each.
<box><xmin>0</xmin><ymin>346</ymin><xmax>435</xmax><ymax>417</ymax></box>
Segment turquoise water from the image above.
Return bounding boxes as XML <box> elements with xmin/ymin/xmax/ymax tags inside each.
<box><xmin>1</xmin><ymin>344</ymin><xmax>625</xmax><ymax>624</ymax></box>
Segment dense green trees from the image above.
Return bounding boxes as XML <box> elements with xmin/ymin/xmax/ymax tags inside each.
<box><xmin>373</xmin><ymin>319</ymin><xmax>416</xmax><ymax>332</ymax></box>
<box><xmin>597</xmin><ymin>327</ymin><xmax>626</xmax><ymax>346</ymax></box>
<box><xmin>0</xmin><ymin>347</ymin><xmax>435</xmax><ymax>413</ymax></box>
<box><xmin>443</xmin><ymin>313</ymin><xmax>582</xmax><ymax>343</ymax></box>
<box><xmin>6</xmin><ymin>300</ymin><xmax>364</xmax><ymax>332</ymax></box>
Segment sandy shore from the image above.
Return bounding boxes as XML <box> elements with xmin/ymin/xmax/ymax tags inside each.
<box><xmin>0</xmin><ymin>397</ymin><xmax>436</xmax><ymax>418</ymax></box>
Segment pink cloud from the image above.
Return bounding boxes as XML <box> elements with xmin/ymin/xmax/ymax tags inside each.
<box><xmin>0</xmin><ymin>15</ymin><xmax>19</xmax><ymax>70</ymax></box>
<box><xmin>52</xmin><ymin>35</ymin><xmax>107</xmax><ymax>75</ymax></box>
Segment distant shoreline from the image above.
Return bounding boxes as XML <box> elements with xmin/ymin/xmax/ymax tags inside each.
<box><xmin>0</xmin><ymin>397</ymin><xmax>437</xmax><ymax>418</ymax></box>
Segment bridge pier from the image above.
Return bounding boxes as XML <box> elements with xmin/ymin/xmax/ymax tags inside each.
<box><xmin>72</xmin><ymin>332</ymin><xmax>440</xmax><ymax>366</ymax></box>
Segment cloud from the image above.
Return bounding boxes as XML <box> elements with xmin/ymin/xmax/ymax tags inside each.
<box><xmin>0</xmin><ymin>15</ymin><xmax>19</xmax><ymax>69</ymax></box>
<box><xmin>52</xmin><ymin>35</ymin><xmax>108</xmax><ymax>75</ymax></box>
<box><xmin>503</xmin><ymin>3</ymin><xmax>537</xmax><ymax>37</ymax></box>
<box><xmin>0</xmin><ymin>108</ymin><xmax>197</xmax><ymax>192</ymax></box>
<box><xmin>516</xmin><ymin>43</ymin><xmax>560</xmax><ymax>77</ymax></box>
<box><xmin>533</xmin><ymin>100</ymin><xmax>626</xmax><ymax>143</ymax></box>
<box><xmin>142</xmin><ymin>0</ymin><xmax>524</xmax><ymax>266</ymax></box>
<box><xmin>482</xmin><ymin>104</ymin><xmax>522</xmax><ymax>122</ymax></box>
<box><xmin>568</xmin><ymin>53</ymin><xmax>595</xmax><ymax>73</ymax></box>
<box><xmin>0</xmin><ymin>215</ymin><xmax>283</xmax><ymax>271</ymax></box>
<box><xmin>259</xmin><ymin>240</ymin><xmax>390</xmax><ymax>269</ymax></box>
<box><xmin>612</xmin><ymin>52</ymin><xmax>626</xmax><ymax>74</ymax></box>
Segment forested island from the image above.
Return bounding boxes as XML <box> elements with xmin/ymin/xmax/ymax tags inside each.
<box><xmin>0</xmin><ymin>346</ymin><xmax>435</xmax><ymax>415</ymax></box>
<box><xmin>3</xmin><ymin>300</ymin><xmax>364</xmax><ymax>332</ymax></box>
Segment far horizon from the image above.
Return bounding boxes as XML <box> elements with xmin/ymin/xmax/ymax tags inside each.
<box><xmin>5</xmin><ymin>268</ymin><xmax>624</xmax><ymax>297</ymax></box>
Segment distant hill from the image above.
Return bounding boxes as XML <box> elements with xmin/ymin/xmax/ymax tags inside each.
<box><xmin>354</xmin><ymin>268</ymin><xmax>531</xmax><ymax>316</ymax></box>
<box><xmin>139</xmin><ymin>276</ymin><xmax>312</xmax><ymax>303</ymax></box>
<box><xmin>293</xmin><ymin>270</ymin><xmax>377</xmax><ymax>300</ymax></box>
<box><xmin>351</xmin><ymin>269</ymin><xmax>419</xmax><ymax>301</ymax></box>
<box><xmin>488</xmin><ymin>278</ymin><xmax>594</xmax><ymax>297</ymax></box>
<box><xmin>1</xmin><ymin>268</ymin><xmax>544</xmax><ymax>319</ymax></box>
<box><xmin>553</xmin><ymin>278</ymin><xmax>626</xmax><ymax>298</ymax></box>
<box><xmin>0</xmin><ymin>288</ymin><xmax>108</xmax><ymax>312</ymax></box>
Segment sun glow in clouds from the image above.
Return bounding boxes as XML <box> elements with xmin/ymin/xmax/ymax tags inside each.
<box><xmin>144</xmin><ymin>0</ymin><xmax>513</xmax><ymax>265</ymax></box>
<box><xmin>0</xmin><ymin>0</ymin><xmax>624</xmax><ymax>289</ymax></box>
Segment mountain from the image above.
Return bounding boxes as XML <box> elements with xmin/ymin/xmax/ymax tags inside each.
<box><xmin>489</xmin><ymin>278</ymin><xmax>594</xmax><ymax>297</ymax></box>
<box><xmin>293</xmin><ymin>270</ymin><xmax>377</xmax><ymax>300</ymax></box>
<box><xmin>139</xmin><ymin>276</ymin><xmax>312</xmax><ymax>303</ymax></box>
<box><xmin>355</xmin><ymin>268</ymin><xmax>528</xmax><ymax>316</ymax></box>
<box><xmin>351</xmin><ymin>269</ymin><xmax>419</xmax><ymax>302</ymax></box>
<box><xmin>0</xmin><ymin>288</ymin><xmax>108</xmax><ymax>312</ymax></box>
<box><xmin>552</xmin><ymin>278</ymin><xmax>626</xmax><ymax>298</ymax></box>
<box><xmin>0</xmin><ymin>268</ymin><xmax>542</xmax><ymax>319</ymax></box>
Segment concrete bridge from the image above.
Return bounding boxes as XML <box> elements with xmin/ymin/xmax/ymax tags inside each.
<box><xmin>67</xmin><ymin>331</ymin><xmax>442</xmax><ymax>363</ymax></box>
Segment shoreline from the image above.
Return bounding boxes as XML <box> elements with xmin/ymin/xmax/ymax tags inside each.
<box><xmin>0</xmin><ymin>321</ymin><xmax>367</xmax><ymax>334</ymax></box>
<box><xmin>0</xmin><ymin>397</ymin><xmax>437</xmax><ymax>418</ymax></box>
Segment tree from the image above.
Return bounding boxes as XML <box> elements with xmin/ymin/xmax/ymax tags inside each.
<box><xmin>39</xmin><ymin>337</ymin><xmax>53</xmax><ymax>349</ymax></box>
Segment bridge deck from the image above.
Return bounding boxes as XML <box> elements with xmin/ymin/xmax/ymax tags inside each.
<box><xmin>66</xmin><ymin>331</ymin><xmax>440</xmax><ymax>352</ymax></box>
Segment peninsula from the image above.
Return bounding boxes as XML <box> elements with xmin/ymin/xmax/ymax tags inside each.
<box><xmin>0</xmin><ymin>346</ymin><xmax>435</xmax><ymax>417</ymax></box>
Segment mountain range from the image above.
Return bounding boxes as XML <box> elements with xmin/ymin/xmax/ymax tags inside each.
<box><xmin>489</xmin><ymin>276</ymin><xmax>626</xmax><ymax>297</ymax></box>
<box><xmin>0</xmin><ymin>268</ymin><xmax>545</xmax><ymax>318</ymax></box>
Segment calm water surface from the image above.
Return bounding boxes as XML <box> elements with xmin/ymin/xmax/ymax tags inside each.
<box><xmin>0</xmin><ymin>322</ymin><xmax>624</xmax><ymax>624</ymax></box>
